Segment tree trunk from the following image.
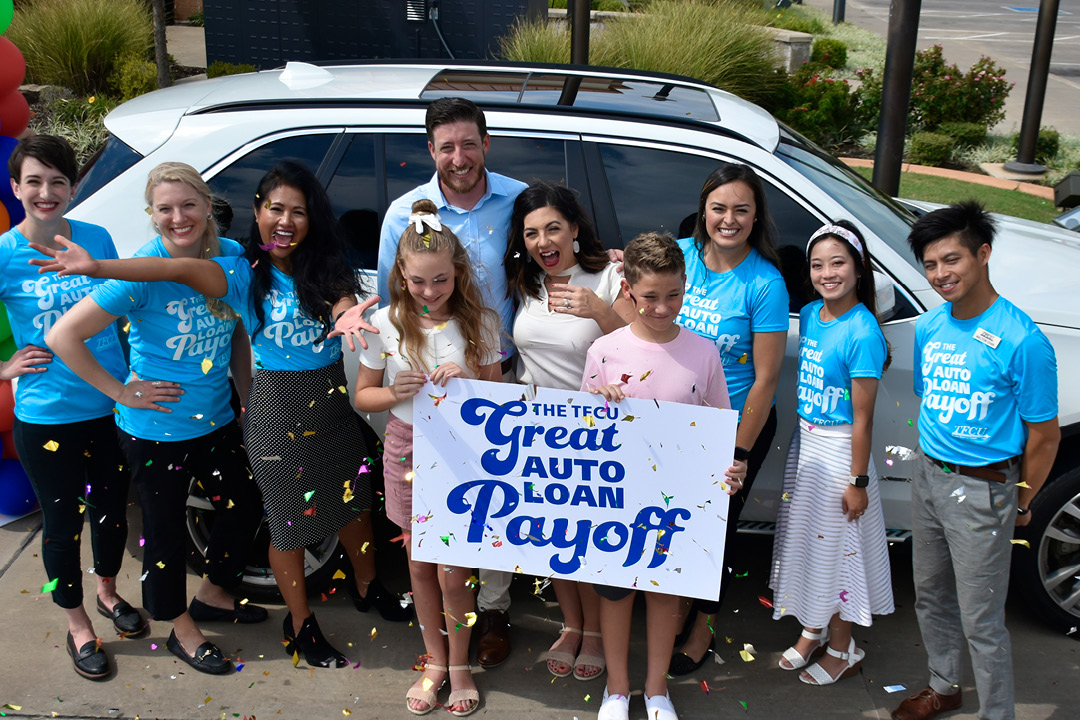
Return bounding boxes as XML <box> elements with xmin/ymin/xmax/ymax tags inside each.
<box><xmin>152</xmin><ymin>0</ymin><xmax>171</xmax><ymax>89</ymax></box>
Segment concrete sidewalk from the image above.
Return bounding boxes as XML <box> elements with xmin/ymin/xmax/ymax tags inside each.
<box><xmin>1</xmin><ymin>502</ymin><xmax>1077</xmax><ymax>719</ymax></box>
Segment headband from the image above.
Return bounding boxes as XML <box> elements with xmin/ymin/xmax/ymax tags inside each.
<box><xmin>408</xmin><ymin>212</ymin><xmax>443</xmax><ymax>235</ymax></box>
<box><xmin>807</xmin><ymin>224</ymin><xmax>864</xmax><ymax>257</ymax></box>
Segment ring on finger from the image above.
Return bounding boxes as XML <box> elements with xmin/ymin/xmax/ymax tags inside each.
<box><xmin>564</xmin><ymin>299</ymin><xmax>571</xmax><ymax>308</ymax></box>
<box><xmin>151</xmin><ymin>381</ymin><xmax>162</xmax><ymax>387</ymax></box>
<box><xmin>134</xmin><ymin>391</ymin><xmax>143</xmax><ymax>398</ymax></box>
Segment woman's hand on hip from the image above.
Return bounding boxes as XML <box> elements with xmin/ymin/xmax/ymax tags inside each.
<box><xmin>0</xmin><ymin>345</ymin><xmax>53</xmax><ymax>380</ymax></box>
<box><xmin>119</xmin><ymin>372</ymin><xmax>183</xmax><ymax>411</ymax></box>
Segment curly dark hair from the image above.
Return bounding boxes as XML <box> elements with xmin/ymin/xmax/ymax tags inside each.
<box><xmin>243</xmin><ymin>161</ymin><xmax>363</xmax><ymax>339</ymax></box>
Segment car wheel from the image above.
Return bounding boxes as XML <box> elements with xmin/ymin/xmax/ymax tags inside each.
<box><xmin>1012</xmin><ymin>467</ymin><xmax>1080</xmax><ymax>635</ymax></box>
<box><xmin>184</xmin><ymin>479</ymin><xmax>342</xmax><ymax>602</ymax></box>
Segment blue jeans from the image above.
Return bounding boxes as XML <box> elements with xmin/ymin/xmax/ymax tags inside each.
<box><xmin>911</xmin><ymin>450</ymin><xmax>1018</xmax><ymax>720</ymax></box>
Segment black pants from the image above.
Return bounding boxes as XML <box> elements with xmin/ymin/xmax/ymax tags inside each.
<box><xmin>693</xmin><ymin>404</ymin><xmax>778</xmax><ymax>614</ymax></box>
<box><xmin>14</xmin><ymin>416</ymin><xmax>130</xmax><ymax>610</ymax></box>
<box><xmin>121</xmin><ymin>421</ymin><xmax>263</xmax><ymax>621</ymax></box>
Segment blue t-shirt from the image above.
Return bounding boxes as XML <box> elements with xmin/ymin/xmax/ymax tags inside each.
<box><xmin>676</xmin><ymin>238</ymin><xmax>789</xmax><ymax>418</ymax></box>
<box><xmin>214</xmin><ymin>256</ymin><xmax>342</xmax><ymax>371</ymax></box>
<box><xmin>90</xmin><ymin>237</ymin><xmax>244</xmax><ymax>441</ymax></box>
<box><xmin>913</xmin><ymin>296</ymin><xmax>1058</xmax><ymax>465</ymax></box>
<box><xmin>0</xmin><ymin>222</ymin><xmax>127</xmax><ymax>424</ymax></box>
<box><xmin>796</xmin><ymin>300</ymin><xmax>886</xmax><ymax>426</ymax></box>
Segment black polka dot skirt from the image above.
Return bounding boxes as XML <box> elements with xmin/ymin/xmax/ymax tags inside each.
<box><xmin>244</xmin><ymin>359</ymin><xmax>375</xmax><ymax>551</ymax></box>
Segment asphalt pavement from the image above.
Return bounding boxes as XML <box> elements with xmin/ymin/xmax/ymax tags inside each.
<box><xmin>802</xmin><ymin>0</ymin><xmax>1080</xmax><ymax>136</ymax></box>
<box><xmin>1</xmin><ymin>499</ymin><xmax>1077</xmax><ymax>719</ymax></box>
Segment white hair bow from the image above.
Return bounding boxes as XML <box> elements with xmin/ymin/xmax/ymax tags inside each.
<box><xmin>408</xmin><ymin>212</ymin><xmax>443</xmax><ymax>234</ymax></box>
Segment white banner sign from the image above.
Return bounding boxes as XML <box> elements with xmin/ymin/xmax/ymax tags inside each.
<box><xmin>410</xmin><ymin>379</ymin><xmax>737</xmax><ymax>600</ymax></box>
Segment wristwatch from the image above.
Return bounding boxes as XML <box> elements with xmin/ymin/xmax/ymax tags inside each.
<box><xmin>733</xmin><ymin>446</ymin><xmax>750</xmax><ymax>462</ymax></box>
<box><xmin>849</xmin><ymin>474</ymin><xmax>870</xmax><ymax>488</ymax></box>
<box><xmin>1017</xmin><ymin>506</ymin><xmax>1030</xmax><ymax>516</ymax></box>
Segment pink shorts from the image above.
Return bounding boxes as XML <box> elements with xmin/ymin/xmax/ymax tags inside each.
<box><xmin>382</xmin><ymin>413</ymin><xmax>413</xmax><ymax>530</ymax></box>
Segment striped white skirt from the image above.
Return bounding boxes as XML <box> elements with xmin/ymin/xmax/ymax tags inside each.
<box><xmin>769</xmin><ymin>418</ymin><xmax>894</xmax><ymax>628</ymax></box>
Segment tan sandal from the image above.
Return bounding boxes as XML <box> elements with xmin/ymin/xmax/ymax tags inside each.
<box><xmin>406</xmin><ymin>662</ymin><xmax>446</xmax><ymax>716</ymax></box>
<box><xmin>447</xmin><ymin>664</ymin><xmax>480</xmax><ymax>717</ymax></box>
<box><xmin>573</xmin><ymin>630</ymin><xmax>606</xmax><ymax>681</ymax></box>
<box><xmin>546</xmin><ymin>626</ymin><xmax>582</xmax><ymax>678</ymax></box>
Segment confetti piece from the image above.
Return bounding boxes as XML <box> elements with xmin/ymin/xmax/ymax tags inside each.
<box><xmin>757</xmin><ymin>595</ymin><xmax>773</xmax><ymax>609</ymax></box>
<box><xmin>584</xmin><ymin>415</ymin><xmax>595</xmax><ymax>427</ymax></box>
<box><xmin>844</xmin><ymin>387</ymin><xmax>851</xmax><ymax>400</ymax></box>
<box><xmin>1016</xmin><ymin>481</ymin><xmax>1031</xmax><ymax>488</ymax></box>
<box><xmin>740</xmin><ymin>701</ymin><xmax>748</xmax><ymax>710</ymax></box>
<box><xmin>156</xmin><ymin>561</ymin><xmax>165</xmax><ymax>569</ymax></box>
<box><xmin>584</xmin><ymin>694</ymin><xmax>591</xmax><ymax>702</ymax></box>
<box><xmin>332</xmin><ymin>569</ymin><xmax>347</xmax><ymax>580</ymax></box>
<box><xmin>3</xmin><ymin>705</ymin><xmax>23</xmax><ymax>711</ymax></box>
<box><xmin>661</xmin><ymin>491</ymin><xmax>673</xmax><ymax>507</ymax></box>
<box><xmin>343</xmin><ymin>710</ymin><xmax>352</xmax><ymax>715</ymax></box>
<box><xmin>201</xmin><ymin>357</ymin><xmax>213</xmax><ymax>374</ymax></box>
<box><xmin>304</xmin><ymin>490</ymin><xmax>316</xmax><ymax>502</ymax></box>
<box><xmin>839</xmin><ymin>590</ymin><xmax>850</xmax><ymax>602</ymax></box>
<box><xmin>639</xmin><ymin>370</ymin><xmax>652</xmax><ymax>381</ymax></box>
<box><xmin>463</xmin><ymin>612</ymin><xmax>477</xmax><ymax>628</ymax></box>
<box><xmin>701</xmin><ymin>680</ymin><xmax>710</xmax><ymax>695</ymax></box>
<box><xmin>302</xmin><ymin>507</ymin><xmax>316</xmax><ymax>516</ymax></box>
<box><xmin>43</xmin><ymin>440</ymin><xmax>60</xmax><ymax>452</ymax></box>
<box><xmin>292</xmin><ymin>650</ymin><xmax>300</xmax><ymax>667</ymax></box>
<box><xmin>1010</xmin><ymin>539</ymin><xmax>1030</xmax><ymax>548</ymax></box>
<box><xmin>781</xmin><ymin>492</ymin><xmax>791</xmax><ymax>502</ymax></box>
<box><xmin>42</xmin><ymin>578</ymin><xmax>58</xmax><ymax>593</ymax></box>
<box><xmin>907</xmin><ymin>419</ymin><xmax>914</xmax><ymax>427</ymax></box>
<box><xmin>884</xmin><ymin>685</ymin><xmax>907</xmax><ymax>693</ymax></box>
<box><xmin>361</xmin><ymin>542</ymin><xmax>370</xmax><ymax>554</ymax></box>
<box><xmin>739</xmin><ymin>649</ymin><xmax>755</xmax><ymax>662</ymax></box>
<box><xmin>370</xmin><ymin>628</ymin><xmax>378</xmax><ymax>641</ymax></box>
<box><xmin>737</xmin><ymin>353</ymin><xmax>748</xmax><ymax>364</ymax></box>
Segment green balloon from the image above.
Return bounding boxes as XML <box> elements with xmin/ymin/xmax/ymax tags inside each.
<box><xmin>0</xmin><ymin>0</ymin><xmax>12</xmax><ymax>36</ymax></box>
<box><xmin>0</xmin><ymin>336</ymin><xmax>14</xmax><ymax>362</ymax></box>
<box><xmin>0</xmin><ymin>303</ymin><xmax>9</xmax><ymax>342</ymax></box>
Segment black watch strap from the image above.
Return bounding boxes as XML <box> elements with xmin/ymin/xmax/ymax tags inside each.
<box><xmin>1017</xmin><ymin>506</ymin><xmax>1030</xmax><ymax>516</ymax></box>
<box><xmin>850</xmin><ymin>474</ymin><xmax>870</xmax><ymax>488</ymax></box>
<box><xmin>733</xmin><ymin>446</ymin><xmax>750</xmax><ymax>462</ymax></box>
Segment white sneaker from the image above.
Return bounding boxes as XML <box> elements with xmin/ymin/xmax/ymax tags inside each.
<box><xmin>643</xmin><ymin>691</ymin><xmax>678</xmax><ymax>720</ymax></box>
<box><xmin>597</xmin><ymin>686</ymin><xmax>630</xmax><ymax>720</ymax></box>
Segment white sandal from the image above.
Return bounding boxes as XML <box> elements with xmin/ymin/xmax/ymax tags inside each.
<box><xmin>546</xmin><ymin>626</ymin><xmax>582</xmax><ymax>678</ymax></box>
<box><xmin>643</xmin><ymin>691</ymin><xmax>679</xmax><ymax>720</ymax></box>
<box><xmin>778</xmin><ymin>627</ymin><xmax>829</xmax><ymax>670</ymax></box>
<box><xmin>799</xmin><ymin>637</ymin><xmax>865</xmax><ymax>686</ymax></box>
<box><xmin>597</xmin><ymin>686</ymin><xmax>630</xmax><ymax>720</ymax></box>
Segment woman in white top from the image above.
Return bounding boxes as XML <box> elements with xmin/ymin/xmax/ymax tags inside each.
<box><xmin>503</xmin><ymin>181</ymin><xmax>636</xmax><ymax>681</ymax></box>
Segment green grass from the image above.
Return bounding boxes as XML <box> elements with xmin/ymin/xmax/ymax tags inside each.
<box><xmin>852</xmin><ymin>167</ymin><xmax>1059</xmax><ymax>224</ymax></box>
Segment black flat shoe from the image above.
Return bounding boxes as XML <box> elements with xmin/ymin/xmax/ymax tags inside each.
<box><xmin>96</xmin><ymin>596</ymin><xmax>150</xmax><ymax>638</ymax></box>
<box><xmin>165</xmin><ymin>629</ymin><xmax>232</xmax><ymax>675</ymax></box>
<box><xmin>672</xmin><ymin>608</ymin><xmax>698</xmax><ymax>648</ymax></box>
<box><xmin>668</xmin><ymin>637</ymin><xmax>715</xmax><ymax>677</ymax></box>
<box><xmin>188</xmin><ymin>597</ymin><xmax>269</xmax><ymax>624</ymax></box>
<box><xmin>282</xmin><ymin>612</ymin><xmax>348</xmax><ymax>668</ymax></box>
<box><xmin>348</xmin><ymin>577</ymin><xmax>412</xmax><ymax>622</ymax></box>
<box><xmin>67</xmin><ymin>632</ymin><xmax>110</xmax><ymax>680</ymax></box>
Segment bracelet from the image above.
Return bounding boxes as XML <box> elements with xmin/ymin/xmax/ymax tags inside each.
<box><xmin>1017</xmin><ymin>506</ymin><xmax>1030</xmax><ymax>516</ymax></box>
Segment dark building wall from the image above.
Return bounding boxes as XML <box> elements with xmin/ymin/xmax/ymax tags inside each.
<box><xmin>205</xmin><ymin>0</ymin><xmax>546</xmax><ymax>68</ymax></box>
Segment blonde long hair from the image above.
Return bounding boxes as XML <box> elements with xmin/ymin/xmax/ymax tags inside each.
<box><xmin>388</xmin><ymin>199</ymin><xmax>498</xmax><ymax>376</ymax></box>
<box><xmin>144</xmin><ymin>162</ymin><xmax>236</xmax><ymax>321</ymax></box>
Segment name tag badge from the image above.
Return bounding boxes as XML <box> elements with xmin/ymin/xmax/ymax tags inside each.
<box><xmin>973</xmin><ymin>327</ymin><xmax>1001</xmax><ymax>349</ymax></box>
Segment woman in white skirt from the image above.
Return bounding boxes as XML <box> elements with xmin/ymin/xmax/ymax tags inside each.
<box><xmin>769</xmin><ymin>220</ymin><xmax>894</xmax><ymax>686</ymax></box>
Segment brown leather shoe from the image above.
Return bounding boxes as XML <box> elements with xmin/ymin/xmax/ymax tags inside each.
<box><xmin>891</xmin><ymin>687</ymin><xmax>962</xmax><ymax>720</ymax></box>
<box><xmin>475</xmin><ymin>610</ymin><xmax>511</xmax><ymax>668</ymax></box>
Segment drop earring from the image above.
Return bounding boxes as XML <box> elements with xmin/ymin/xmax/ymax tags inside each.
<box><xmin>572</xmin><ymin>238</ymin><xmax>580</xmax><ymax>254</ymax></box>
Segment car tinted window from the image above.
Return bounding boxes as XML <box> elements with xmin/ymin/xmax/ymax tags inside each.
<box><xmin>70</xmin><ymin>135</ymin><xmax>142</xmax><ymax>210</ymax></box>
<box><xmin>597</xmin><ymin>143</ymin><xmax>821</xmax><ymax>311</ymax></box>
<box><xmin>206</xmin><ymin>133</ymin><xmax>336</xmax><ymax>241</ymax></box>
<box><xmin>384</xmin><ymin>133</ymin><xmax>569</xmax><ymax>205</ymax></box>
<box><xmin>326</xmin><ymin>134</ymin><xmax>378</xmax><ymax>272</ymax></box>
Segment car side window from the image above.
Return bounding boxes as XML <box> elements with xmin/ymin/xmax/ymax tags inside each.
<box><xmin>596</xmin><ymin>143</ymin><xmax>821</xmax><ymax>312</ymax></box>
<box><xmin>325</xmin><ymin>134</ymin><xmax>379</xmax><ymax>272</ymax></box>
<box><xmin>207</xmin><ymin>134</ymin><xmax>336</xmax><ymax>242</ymax></box>
<box><xmin>383</xmin><ymin>133</ymin><xmax>570</xmax><ymax>207</ymax></box>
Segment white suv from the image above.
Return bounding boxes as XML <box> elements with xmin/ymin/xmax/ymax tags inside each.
<box><xmin>68</xmin><ymin>61</ymin><xmax>1080</xmax><ymax>633</ymax></box>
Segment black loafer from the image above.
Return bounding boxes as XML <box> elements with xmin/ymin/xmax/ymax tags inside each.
<box><xmin>668</xmin><ymin>637</ymin><xmax>715</xmax><ymax>677</ymax></box>
<box><xmin>96</xmin><ymin>596</ymin><xmax>150</xmax><ymax>638</ymax></box>
<box><xmin>188</xmin><ymin>597</ymin><xmax>269</xmax><ymax>624</ymax></box>
<box><xmin>165</xmin><ymin>629</ymin><xmax>232</xmax><ymax>675</ymax></box>
<box><xmin>67</xmin><ymin>631</ymin><xmax>111</xmax><ymax>680</ymax></box>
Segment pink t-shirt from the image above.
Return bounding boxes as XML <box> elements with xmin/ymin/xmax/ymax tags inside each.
<box><xmin>580</xmin><ymin>325</ymin><xmax>731</xmax><ymax>409</ymax></box>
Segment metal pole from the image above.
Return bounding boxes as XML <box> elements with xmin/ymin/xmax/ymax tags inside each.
<box><xmin>833</xmin><ymin>0</ymin><xmax>846</xmax><ymax>25</ymax></box>
<box><xmin>873</xmin><ymin>0</ymin><xmax>922</xmax><ymax>197</ymax></box>
<box><xmin>1004</xmin><ymin>0</ymin><xmax>1060</xmax><ymax>174</ymax></box>
<box><xmin>570</xmin><ymin>0</ymin><xmax>590</xmax><ymax>66</ymax></box>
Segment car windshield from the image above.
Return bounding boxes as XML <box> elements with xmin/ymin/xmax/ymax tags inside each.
<box><xmin>71</xmin><ymin>134</ymin><xmax>143</xmax><ymax>210</ymax></box>
<box><xmin>775</xmin><ymin>127</ymin><xmax>920</xmax><ymax>272</ymax></box>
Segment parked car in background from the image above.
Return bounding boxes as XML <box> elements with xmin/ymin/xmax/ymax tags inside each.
<box><xmin>67</xmin><ymin>61</ymin><xmax>1080</xmax><ymax>632</ymax></box>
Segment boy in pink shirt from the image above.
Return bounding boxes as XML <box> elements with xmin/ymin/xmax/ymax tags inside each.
<box><xmin>581</xmin><ymin>232</ymin><xmax>746</xmax><ymax>720</ymax></box>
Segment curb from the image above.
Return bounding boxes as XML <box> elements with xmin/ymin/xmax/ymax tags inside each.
<box><xmin>840</xmin><ymin>157</ymin><xmax>1056</xmax><ymax>201</ymax></box>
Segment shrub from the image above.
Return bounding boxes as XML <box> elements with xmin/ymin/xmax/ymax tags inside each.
<box><xmin>6</xmin><ymin>0</ymin><xmax>152</xmax><ymax>96</ymax></box>
<box><xmin>1011</xmin><ymin>127</ymin><xmax>1060</xmax><ymax>163</ymax></box>
<box><xmin>549</xmin><ymin>0</ymin><xmax>629</xmax><ymax>9</ymax></box>
<box><xmin>811</xmin><ymin>39</ymin><xmax>847</xmax><ymax>69</ymax></box>
<box><xmin>909</xmin><ymin>45</ymin><xmax>1012</xmax><ymax>131</ymax></box>
<box><xmin>937</xmin><ymin>122</ymin><xmax>986</xmax><ymax>148</ymax></box>
<box><xmin>768</xmin><ymin>7</ymin><xmax>829</xmax><ymax>35</ymax></box>
<box><xmin>188</xmin><ymin>9</ymin><xmax>205</xmax><ymax>27</ymax></box>
<box><xmin>207</xmin><ymin>61</ymin><xmax>259</xmax><ymax>78</ymax></box>
<box><xmin>499</xmin><ymin>18</ymin><xmax>570</xmax><ymax>64</ymax></box>
<box><xmin>30</xmin><ymin>92</ymin><xmax>119</xmax><ymax>167</ymax></box>
<box><xmin>772</xmin><ymin>64</ymin><xmax>863</xmax><ymax>149</ymax></box>
<box><xmin>908</xmin><ymin>132</ymin><xmax>954</xmax><ymax>166</ymax></box>
<box><xmin>108</xmin><ymin>53</ymin><xmax>158</xmax><ymax>101</ymax></box>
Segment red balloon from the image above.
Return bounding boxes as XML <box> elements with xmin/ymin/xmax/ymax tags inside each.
<box><xmin>0</xmin><ymin>38</ymin><xmax>25</xmax><ymax>97</ymax></box>
<box><xmin>0</xmin><ymin>380</ymin><xmax>13</xmax><ymax>433</ymax></box>
<box><xmin>0</xmin><ymin>90</ymin><xmax>29</xmax><ymax>139</ymax></box>
<box><xmin>0</xmin><ymin>429</ymin><xmax>15</xmax><ymax>461</ymax></box>
<box><xmin>0</xmin><ymin>202</ymin><xmax>8</xmax><ymax>234</ymax></box>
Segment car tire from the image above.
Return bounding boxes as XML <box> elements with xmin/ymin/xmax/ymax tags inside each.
<box><xmin>184</xmin><ymin>478</ymin><xmax>342</xmax><ymax>602</ymax></box>
<box><xmin>1012</xmin><ymin>466</ymin><xmax>1080</xmax><ymax>635</ymax></box>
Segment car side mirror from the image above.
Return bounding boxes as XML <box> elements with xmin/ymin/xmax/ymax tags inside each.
<box><xmin>874</xmin><ymin>270</ymin><xmax>896</xmax><ymax>321</ymax></box>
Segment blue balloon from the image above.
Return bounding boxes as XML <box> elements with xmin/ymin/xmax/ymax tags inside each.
<box><xmin>0</xmin><ymin>134</ymin><xmax>23</xmax><ymax>225</ymax></box>
<box><xmin>0</xmin><ymin>458</ymin><xmax>37</xmax><ymax>516</ymax></box>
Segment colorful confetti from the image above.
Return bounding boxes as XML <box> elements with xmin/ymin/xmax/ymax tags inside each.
<box><xmin>43</xmin><ymin>440</ymin><xmax>59</xmax><ymax>452</ymax></box>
